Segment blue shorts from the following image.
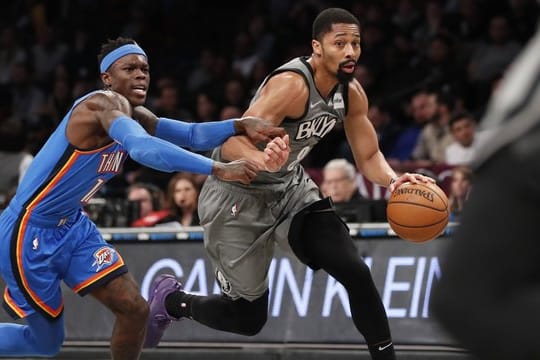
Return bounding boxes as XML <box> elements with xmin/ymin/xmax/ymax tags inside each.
<box><xmin>0</xmin><ymin>206</ymin><xmax>127</xmax><ymax>320</ymax></box>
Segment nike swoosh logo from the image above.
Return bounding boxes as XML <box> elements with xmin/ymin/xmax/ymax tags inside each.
<box><xmin>378</xmin><ymin>342</ymin><xmax>393</xmax><ymax>351</ymax></box>
<box><xmin>310</xmin><ymin>100</ymin><xmax>323</xmax><ymax>108</ymax></box>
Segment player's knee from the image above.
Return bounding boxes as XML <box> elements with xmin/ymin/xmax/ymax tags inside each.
<box><xmin>351</xmin><ymin>259</ymin><xmax>372</xmax><ymax>281</ymax></box>
<box><xmin>237</xmin><ymin>309</ymin><xmax>267</xmax><ymax>336</ymax></box>
<box><xmin>334</xmin><ymin>257</ymin><xmax>373</xmax><ymax>288</ymax></box>
<box><xmin>234</xmin><ymin>293</ymin><xmax>268</xmax><ymax>336</ymax></box>
<box><xmin>105</xmin><ymin>276</ymin><xmax>149</xmax><ymax>322</ymax></box>
<box><xmin>128</xmin><ymin>294</ymin><xmax>150</xmax><ymax>324</ymax></box>
<box><xmin>114</xmin><ymin>291</ymin><xmax>149</xmax><ymax>325</ymax></box>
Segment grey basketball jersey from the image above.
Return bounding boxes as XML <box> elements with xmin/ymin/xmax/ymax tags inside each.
<box><xmin>213</xmin><ymin>57</ymin><xmax>349</xmax><ymax>188</ymax></box>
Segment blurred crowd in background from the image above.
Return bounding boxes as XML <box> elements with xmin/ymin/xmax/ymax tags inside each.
<box><xmin>0</xmin><ymin>0</ymin><xmax>538</xmax><ymax>226</ymax></box>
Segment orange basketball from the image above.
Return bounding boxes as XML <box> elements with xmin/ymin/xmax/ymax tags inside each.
<box><xmin>387</xmin><ymin>182</ymin><xmax>449</xmax><ymax>243</ymax></box>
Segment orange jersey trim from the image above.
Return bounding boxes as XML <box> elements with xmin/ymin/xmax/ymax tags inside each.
<box><xmin>72</xmin><ymin>255</ymin><xmax>126</xmax><ymax>293</ymax></box>
<box><xmin>15</xmin><ymin>152</ymin><xmax>80</xmax><ymax>318</ymax></box>
<box><xmin>3</xmin><ymin>288</ymin><xmax>26</xmax><ymax>318</ymax></box>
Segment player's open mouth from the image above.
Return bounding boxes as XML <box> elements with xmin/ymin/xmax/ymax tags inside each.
<box><xmin>340</xmin><ymin>62</ymin><xmax>356</xmax><ymax>73</ymax></box>
<box><xmin>132</xmin><ymin>85</ymin><xmax>147</xmax><ymax>95</ymax></box>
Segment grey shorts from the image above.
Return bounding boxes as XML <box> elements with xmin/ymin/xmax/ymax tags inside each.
<box><xmin>198</xmin><ymin>171</ymin><xmax>320</xmax><ymax>301</ymax></box>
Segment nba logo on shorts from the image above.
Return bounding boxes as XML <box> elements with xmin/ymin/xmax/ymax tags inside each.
<box><xmin>92</xmin><ymin>247</ymin><xmax>116</xmax><ymax>272</ymax></box>
<box><xmin>230</xmin><ymin>203</ymin><xmax>239</xmax><ymax>217</ymax></box>
<box><xmin>216</xmin><ymin>270</ymin><xmax>232</xmax><ymax>295</ymax></box>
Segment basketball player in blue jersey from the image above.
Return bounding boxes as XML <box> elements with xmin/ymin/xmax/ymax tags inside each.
<box><xmin>146</xmin><ymin>9</ymin><xmax>433</xmax><ymax>360</ymax></box>
<box><xmin>0</xmin><ymin>37</ymin><xmax>286</xmax><ymax>359</ymax></box>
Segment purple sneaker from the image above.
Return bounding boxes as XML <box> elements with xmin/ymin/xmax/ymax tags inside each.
<box><xmin>144</xmin><ymin>274</ymin><xmax>183</xmax><ymax>348</ymax></box>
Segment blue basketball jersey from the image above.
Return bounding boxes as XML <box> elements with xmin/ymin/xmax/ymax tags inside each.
<box><xmin>11</xmin><ymin>90</ymin><xmax>127</xmax><ymax>218</ymax></box>
<box><xmin>1</xmin><ymin>90</ymin><xmax>129</xmax><ymax>321</ymax></box>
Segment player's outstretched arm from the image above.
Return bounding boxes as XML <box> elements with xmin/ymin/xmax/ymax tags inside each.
<box><xmin>132</xmin><ymin>105</ymin><xmax>285</xmax><ymax>150</ymax></box>
<box><xmin>82</xmin><ymin>92</ymin><xmax>259</xmax><ymax>184</ymax></box>
<box><xmin>108</xmin><ymin>115</ymin><xmax>259</xmax><ymax>183</ymax></box>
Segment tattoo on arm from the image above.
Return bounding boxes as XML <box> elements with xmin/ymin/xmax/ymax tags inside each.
<box><xmin>132</xmin><ymin>106</ymin><xmax>159</xmax><ymax>134</ymax></box>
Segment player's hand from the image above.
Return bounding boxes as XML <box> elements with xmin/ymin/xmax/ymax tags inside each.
<box><xmin>388</xmin><ymin>172</ymin><xmax>435</xmax><ymax>193</ymax></box>
<box><xmin>235</xmin><ymin>116</ymin><xmax>286</xmax><ymax>143</ymax></box>
<box><xmin>213</xmin><ymin>159</ymin><xmax>259</xmax><ymax>184</ymax></box>
<box><xmin>263</xmin><ymin>135</ymin><xmax>290</xmax><ymax>172</ymax></box>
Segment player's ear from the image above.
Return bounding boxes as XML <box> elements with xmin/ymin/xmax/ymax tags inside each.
<box><xmin>101</xmin><ymin>72</ymin><xmax>112</xmax><ymax>88</ymax></box>
<box><xmin>312</xmin><ymin>39</ymin><xmax>322</xmax><ymax>57</ymax></box>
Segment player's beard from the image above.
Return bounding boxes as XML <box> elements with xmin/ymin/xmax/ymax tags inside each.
<box><xmin>336</xmin><ymin>62</ymin><xmax>355</xmax><ymax>83</ymax></box>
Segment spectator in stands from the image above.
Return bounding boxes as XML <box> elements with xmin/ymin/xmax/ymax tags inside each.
<box><xmin>468</xmin><ymin>15</ymin><xmax>521</xmax><ymax>104</ymax></box>
<box><xmin>159</xmin><ymin>173</ymin><xmax>201</xmax><ymax>228</ymax></box>
<box><xmin>321</xmin><ymin>158</ymin><xmax>360</xmax><ymax>203</ymax></box>
<box><xmin>247</xmin><ymin>15</ymin><xmax>275</xmax><ymax>61</ymax></box>
<box><xmin>9</xmin><ymin>60</ymin><xmax>46</xmax><ymax>129</ymax></box>
<box><xmin>127</xmin><ymin>183</ymin><xmax>169</xmax><ymax>227</ymax></box>
<box><xmin>387</xmin><ymin>90</ymin><xmax>436</xmax><ymax>161</ymax></box>
<box><xmin>410</xmin><ymin>33</ymin><xmax>465</xmax><ymax>92</ymax></box>
<box><xmin>231</xmin><ymin>32</ymin><xmax>258</xmax><ymax>78</ymax></box>
<box><xmin>30</xmin><ymin>25</ymin><xmax>68</xmax><ymax>86</ymax></box>
<box><xmin>353</xmin><ymin>64</ymin><xmax>378</xmax><ymax>98</ymax></box>
<box><xmin>411</xmin><ymin>91</ymin><xmax>455</xmax><ymax>164</ymax></box>
<box><xmin>447</xmin><ymin>166</ymin><xmax>472</xmax><ymax>221</ymax></box>
<box><xmin>247</xmin><ymin>59</ymin><xmax>270</xmax><ymax>97</ymax></box>
<box><xmin>220</xmin><ymin>105</ymin><xmax>242</xmax><ymax>120</ymax></box>
<box><xmin>187</xmin><ymin>48</ymin><xmax>215</xmax><ymax>93</ymax></box>
<box><xmin>337</xmin><ymin>104</ymin><xmax>401</xmax><ymax>162</ymax></box>
<box><xmin>151</xmin><ymin>82</ymin><xmax>193</xmax><ymax>121</ymax></box>
<box><xmin>445</xmin><ymin>0</ymin><xmax>485</xmax><ymax>41</ymax></box>
<box><xmin>223</xmin><ymin>78</ymin><xmax>247</xmax><ymax>109</ymax></box>
<box><xmin>392</xmin><ymin>0</ymin><xmax>421</xmax><ymax>36</ymax></box>
<box><xmin>0</xmin><ymin>26</ymin><xmax>27</xmax><ymax>85</ymax></box>
<box><xmin>194</xmin><ymin>91</ymin><xmax>219</xmax><ymax>123</ymax></box>
<box><xmin>321</xmin><ymin>159</ymin><xmax>386</xmax><ymax>223</ymax></box>
<box><xmin>412</xmin><ymin>0</ymin><xmax>447</xmax><ymax>53</ymax></box>
<box><xmin>445</xmin><ymin>111</ymin><xmax>490</xmax><ymax>165</ymax></box>
<box><xmin>63</xmin><ymin>28</ymin><xmax>95</xmax><ymax>82</ymax></box>
<box><xmin>43</xmin><ymin>77</ymin><xmax>73</xmax><ymax>127</ymax></box>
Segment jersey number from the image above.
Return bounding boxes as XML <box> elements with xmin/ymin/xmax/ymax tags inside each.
<box><xmin>287</xmin><ymin>145</ymin><xmax>311</xmax><ymax>171</ymax></box>
<box><xmin>80</xmin><ymin>178</ymin><xmax>106</xmax><ymax>205</ymax></box>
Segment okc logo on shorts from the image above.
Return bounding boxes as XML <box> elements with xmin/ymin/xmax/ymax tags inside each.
<box><xmin>92</xmin><ymin>247</ymin><xmax>116</xmax><ymax>272</ymax></box>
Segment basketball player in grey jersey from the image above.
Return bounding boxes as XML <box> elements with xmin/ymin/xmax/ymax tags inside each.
<box><xmin>145</xmin><ymin>8</ymin><xmax>433</xmax><ymax>359</ymax></box>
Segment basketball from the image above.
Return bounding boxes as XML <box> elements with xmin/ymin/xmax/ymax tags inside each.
<box><xmin>387</xmin><ymin>182</ymin><xmax>449</xmax><ymax>243</ymax></box>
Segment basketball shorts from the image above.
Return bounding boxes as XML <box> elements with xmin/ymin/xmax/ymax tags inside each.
<box><xmin>0</xmin><ymin>206</ymin><xmax>127</xmax><ymax>320</ymax></box>
<box><xmin>198</xmin><ymin>169</ymin><xmax>321</xmax><ymax>301</ymax></box>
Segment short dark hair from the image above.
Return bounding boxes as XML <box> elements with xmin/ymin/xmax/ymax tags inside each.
<box><xmin>449</xmin><ymin>111</ymin><xmax>475</xmax><ymax>129</ymax></box>
<box><xmin>97</xmin><ymin>37</ymin><xmax>138</xmax><ymax>66</ymax></box>
<box><xmin>312</xmin><ymin>8</ymin><xmax>360</xmax><ymax>41</ymax></box>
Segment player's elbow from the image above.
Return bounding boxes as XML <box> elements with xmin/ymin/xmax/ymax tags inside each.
<box><xmin>126</xmin><ymin>136</ymin><xmax>174</xmax><ymax>172</ymax></box>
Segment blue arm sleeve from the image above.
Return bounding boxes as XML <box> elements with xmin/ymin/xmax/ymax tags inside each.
<box><xmin>155</xmin><ymin>117</ymin><xmax>236</xmax><ymax>151</ymax></box>
<box><xmin>109</xmin><ymin>116</ymin><xmax>213</xmax><ymax>174</ymax></box>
